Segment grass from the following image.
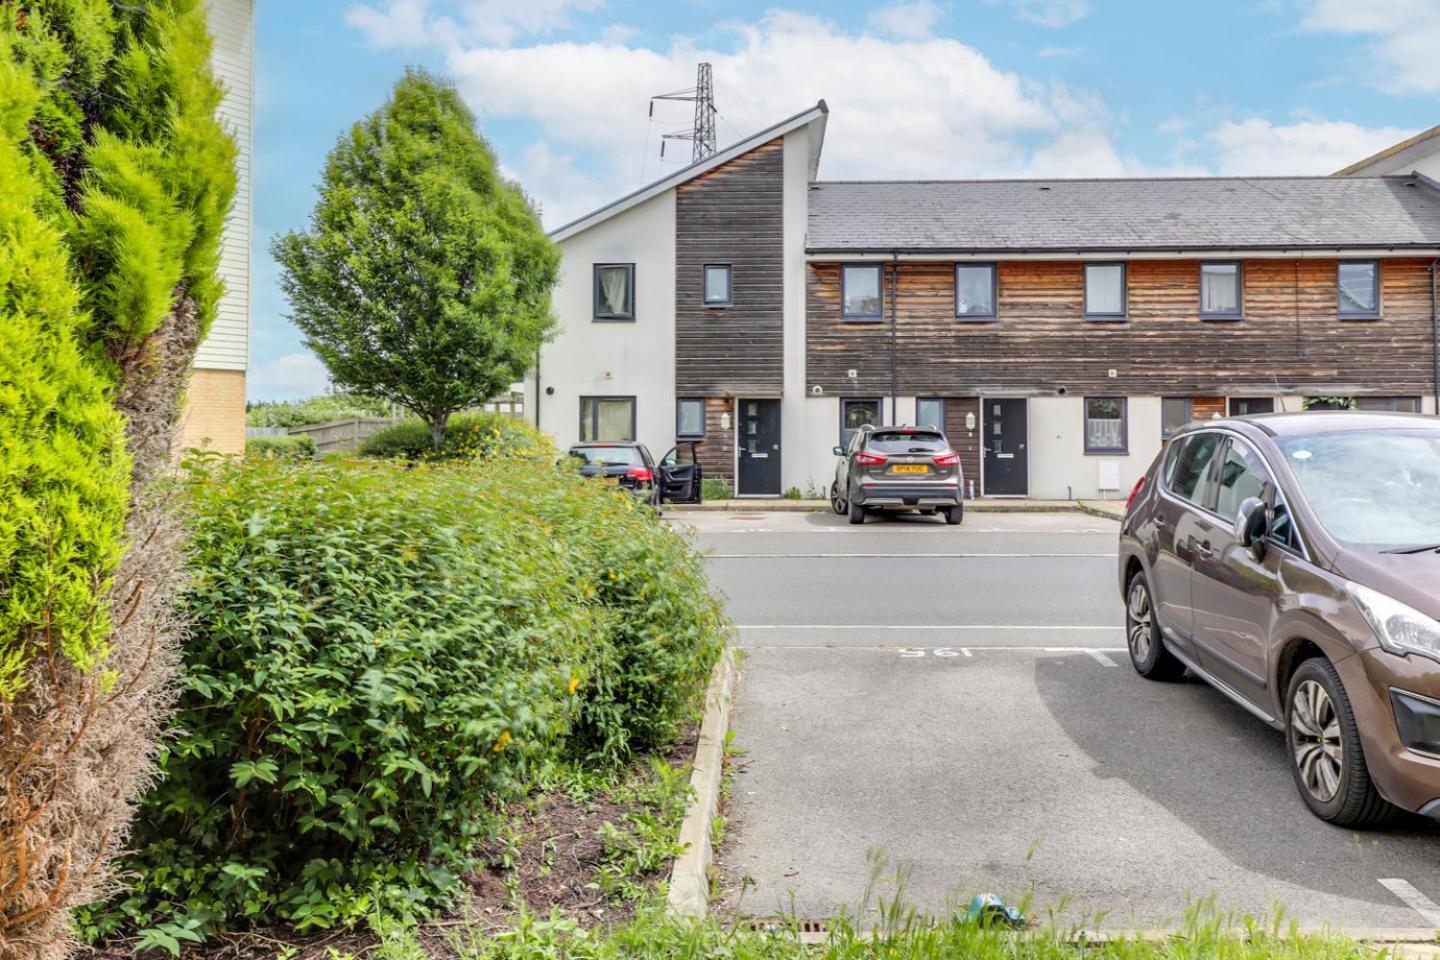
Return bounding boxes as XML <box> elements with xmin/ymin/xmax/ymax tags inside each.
<box><xmin>355</xmin><ymin>853</ymin><xmax>1393</xmax><ymax>960</ymax></box>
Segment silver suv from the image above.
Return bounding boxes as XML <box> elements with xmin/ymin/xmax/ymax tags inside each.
<box><xmin>830</xmin><ymin>425</ymin><xmax>964</xmax><ymax>525</ymax></box>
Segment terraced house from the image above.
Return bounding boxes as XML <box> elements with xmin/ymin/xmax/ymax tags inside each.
<box><xmin>527</xmin><ymin>105</ymin><xmax>1440</xmax><ymax>500</ymax></box>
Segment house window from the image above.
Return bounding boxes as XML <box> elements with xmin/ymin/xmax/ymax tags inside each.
<box><xmin>1356</xmin><ymin>396</ymin><xmax>1421</xmax><ymax>413</ymax></box>
<box><xmin>1161</xmin><ymin>397</ymin><xmax>1192</xmax><ymax>439</ymax></box>
<box><xmin>916</xmin><ymin>397</ymin><xmax>945</xmax><ymax>431</ymax></box>
<box><xmin>954</xmin><ymin>264</ymin><xmax>996</xmax><ymax>319</ymax></box>
<box><xmin>1200</xmin><ymin>262</ymin><xmax>1242</xmax><ymax>319</ymax></box>
<box><xmin>841</xmin><ymin>264</ymin><xmax>883</xmax><ymax>321</ymax></box>
<box><xmin>676</xmin><ymin>398</ymin><xmax>705</xmax><ymax>439</ymax></box>
<box><xmin>1084</xmin><ymin>263</ymin><xmax>1126</xmax><ymax>320</ymax></box>
<box><xmin>1229</xmin><ymin>397</ymin><xmax>1275</xmax><ymax>416</ymax></box>
<box><xmin>580</xmin><ymin>396</ymin><xmax>635</xmax><ymax>442</ymax></box>
<box><xmin>594</xmin><ymin>264</ymin><xmax>635</xmax><ymax>321</ymax></box>
<box><xmin>703</xmin><ymin>264</ymin><xmax>732</xmax><ymax>306</ymax></box>
<box><xmin>1084</xmin><ymin>397</ymin><xmax>1127</xmax><ymax>454</ymax></box>
<box><xmin>1338</xmin><ymin>260</ymin><xmax>1379</xmax><ymax>318</ymax></box>
<box><xmin>841</xmin><ymin>397</ymin><xmax>882</xmax><ymax>447</ymax></box>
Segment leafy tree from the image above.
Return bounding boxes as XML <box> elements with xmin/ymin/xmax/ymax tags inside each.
<box><xmin>0</xmin><ymin>3</ymin><xmax>235</xmax><ymax>956</ymax></box>
<box><xmin>274</xmin><ymin>69</ymin><xmax>559</xmax><ymax>453</ymax></box>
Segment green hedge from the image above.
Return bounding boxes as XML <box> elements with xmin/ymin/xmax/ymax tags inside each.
<box><xmin>357</xmin><ymin>411</ymin><xmax>550</xmax><ymax>461</ymax></box>
<box><xmin>246</xmin><ymin>394</ymin><xmax>392</xmax><ymax>428</ymax></box>
<box><xmin>244</xmin><ymin>434</ymin><xmax>317</xmax><ymax>460</ymax></box>
<box><xmin>88</xmin><ymin>458</ymin><xmax>726</xmax><ymax>940</ymax></box>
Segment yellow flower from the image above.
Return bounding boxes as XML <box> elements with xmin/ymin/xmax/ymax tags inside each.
<box><xmin>567</xmin><ymin>675</ymin><xmax>580</xmax><ymax>695</ymax></box>
<box><xmin>492</xmin><ymin>731</ymin><xmax>511</xmax><ymax>753</ymax></box>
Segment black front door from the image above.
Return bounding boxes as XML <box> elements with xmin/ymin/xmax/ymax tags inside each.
<box><xmin>737</xmin><ymin>399</ymin><xmax>782</xmax><ymax>495</ymax></box>
<box><xmin>983</xmin><ymin>398</ymin><xmax>1028</xmax><ymax>496</ymax></box>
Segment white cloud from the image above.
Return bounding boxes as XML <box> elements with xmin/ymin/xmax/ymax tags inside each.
<box><xmin>438</xmin><ymin>7</ymin><xmax>1142</xmax><ymax>223</ymax></box>
<box><xmin>865</xmin><ymin>0</ymin><xmax>946</xmax><ymax>40</ymax></box>
<box><xmin>345</xmin><ymin>0</ymin><xmax>603</xmax><ymax>50</ymax></box>
<box><xmin>986</xmin><ymin>0</ymin><xmax>1090</xmax><ymax>28</ymax></box>
<box><xmin>1207</xmin><ymin>117</ymin><xmax>1417</xmax><ymax>175</ymax></box>
<box><xmin>1298</xmin><ymin>0</ymin><xmax>1440</xmax><ymax>93</ymax></box>
<box><xmin>248</xmin><ymin>352</ymin><xmax>331</xmax><ymax>401</ymax></box>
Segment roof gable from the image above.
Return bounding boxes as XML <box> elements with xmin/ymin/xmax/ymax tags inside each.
<box><xmin>549</xmin><ymin>101</ymin><xmax>827</xmax><ymax>244</ymax></box>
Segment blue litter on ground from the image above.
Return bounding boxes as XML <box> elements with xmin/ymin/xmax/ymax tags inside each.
<box><xmin>965</xmin><ymin>893</ymin><xmax>1026</xmax><ymax>928</ymax></box>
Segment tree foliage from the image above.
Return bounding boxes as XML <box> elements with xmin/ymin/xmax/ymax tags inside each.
<box><xmin>273</xmin><ymin>69</ymin><xmax>559</xmax><ymax>453</ymax></box>
<box><xmin>0</xmin><ymin>3</ymin><xmax>235</xmax><ymax>955</ymax></box>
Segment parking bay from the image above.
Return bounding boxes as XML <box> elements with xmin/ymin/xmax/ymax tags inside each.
<box><xmin>677</xmin><ymin>510</ymin><xmax>1440</xmax><ymax>930</ymax></box>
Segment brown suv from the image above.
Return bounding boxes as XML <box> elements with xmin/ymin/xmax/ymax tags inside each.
<box><xmin>1119</xmin><ymin>411</ymin><xmax>1440</xmax><ymax>826</ymax></box>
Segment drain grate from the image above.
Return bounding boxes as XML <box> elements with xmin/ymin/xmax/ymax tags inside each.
<box><xmin>741</xmin><ymin>918</ymin><xmax>828</xmax><ymax>935</ymax></box>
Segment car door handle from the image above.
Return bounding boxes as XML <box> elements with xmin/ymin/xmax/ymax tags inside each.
<box><xmin>1194</xmin><ymin>540</ymin><xmax>1214</xmax><ymax>559</ymax></box>
<box><xmin>1154</xmin><ymin>516</ymin><xmax>1167</xmax><ymax>528</ymax></box>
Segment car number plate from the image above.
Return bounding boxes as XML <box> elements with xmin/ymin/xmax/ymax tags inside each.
<box><xmin>891</xmin><ymin>464</ymin><xmax>928</xmax><ymax>474</ymax></box>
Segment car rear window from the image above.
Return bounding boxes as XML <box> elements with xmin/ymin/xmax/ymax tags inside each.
<box><xmin>866</xmin><ymin>431</ymin><xmax>947</xmax><ymax>454</ymax></box>
<box><xmin>569</xmin><ymin>446</ymin><xmax>640</xmax><ymax>466</ymax></box>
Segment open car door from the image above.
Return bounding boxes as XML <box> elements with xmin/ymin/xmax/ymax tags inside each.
<box><xmin>659</xmin><ymin>443</ymin><xmax>703</xmax><ymax>503</ymax></box>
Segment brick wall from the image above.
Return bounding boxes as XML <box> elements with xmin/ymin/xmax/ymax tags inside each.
<box><xmin>178</xmin><ymin>368</ymin><xmax>247</xmax><ymax>455</ymax></box>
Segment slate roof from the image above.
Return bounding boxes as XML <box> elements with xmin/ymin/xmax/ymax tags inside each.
<box><xmin>806</xmin><ymin>175</ymin><xmax>1440</xmax><ymax>253</ymax></box>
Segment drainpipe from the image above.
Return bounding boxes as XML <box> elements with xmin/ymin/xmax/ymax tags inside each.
<box><xmin>1432</xmin><ymin>258</ymin><xmax>1439</xmax><ymax>412</ymax></box>
<box><xmin>889</xmin><ymin>252</ymin><xmax>899</xmax><ymax>420</ymax></box>
<box><xmin>533</xmin><ymin>345</ymin><xmax>542</xmax><ymax>430</ymax></box>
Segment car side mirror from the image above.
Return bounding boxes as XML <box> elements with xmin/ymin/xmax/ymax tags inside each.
<box><xmin>833</xmin><ymin>446</ymin><xmax>844</xmax><ymax>456</ymax></box>
<box><xmin>1235</xmin><ymin>497</ymin><xmax>1268</xmax><ymax>557</ymax></box>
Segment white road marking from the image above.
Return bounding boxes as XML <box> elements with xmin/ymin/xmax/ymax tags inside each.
<box><xmin>1379</xmin><ymin>879</ymin><xmax>1440</xmax><ymax>926</ymax></box>
<box><xmin>707</xmin><ymin>552</ymin><xmax>1117</xmax><ymax>559</ymax></box>
<box><xmin>1084</xmin><ymin>648</ymin><xmax>1120</xmax><ymax>667</ymax></box>
<box><xmin>962</xmin><ymin>648</ymin><xmax>973</xmax><ymax>658</ymax></box>
<box><xmin>738</xmin><ymin>624</ymin><xmax>1122</xmax><ymax>631</ymax></box>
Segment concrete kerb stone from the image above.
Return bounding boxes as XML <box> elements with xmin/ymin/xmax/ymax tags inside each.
<box><xmin>665</xmin><ymin>646</ymin><xmax>737</xmax><ymax>920</ymax></box>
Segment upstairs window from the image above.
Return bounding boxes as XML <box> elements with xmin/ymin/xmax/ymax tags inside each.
<box><xmin>1084</xmin><ymin>263</ymin><xmax>1126</xmax><ymax>320</ymax></box>
<box><xmin>594</xmin><ymin>264</ymin><xmax>635</xmax><ymax>321</ymax></box>
<box><xmin>954</xmin><ymin>264</ymin><xmax>996</xmax><ymax>319</ymax></box>
<box><xmin>703</xmin><ymin>264</ymin><xmax>732</xmax><ymax>306</ymax></box>
<box><xmin>1200</xmin><ymin>262</ymin><xmax>1242</xmax><ymax>319</ymax></box>
<box><xmin>841</xmin><ymin>264</ymin><xmax>883</xmax><ymax>321</ymax></box>
<box><xmin>1338</xmin><ymin>261</ymin><xmax>1379</xmax><ymax>318</ymax></box>
<box><xmin>1084</xmin><ymin>397</ymin><xmax>1127</xmax><ymax>454</ymax></box>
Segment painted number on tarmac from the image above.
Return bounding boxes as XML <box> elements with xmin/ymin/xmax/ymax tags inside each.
<box><xmin>899</xmin><ymin>647</ymin><xmax>970</xmax><ymax>658</ymax></box>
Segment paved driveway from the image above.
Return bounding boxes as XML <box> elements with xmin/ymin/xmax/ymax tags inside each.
<box><xmin>673</xmin><ymin>510</ymin><xmax>1440</xmax><ymax>931</ymax></box>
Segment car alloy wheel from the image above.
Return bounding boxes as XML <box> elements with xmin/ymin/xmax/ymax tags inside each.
<box><xmin>1290</xmin><ymin>679</ymin><xmax>1343</xmax><ymax>803</ymax></box>
<box><xmin>1126</xmin><ymin>578</ymin><xmax>1153</xmax><ymax>664</ymax></box>
<box><xmin>830</xmin><ymin>481</ymin><xmax>847</xmax><ymax>516</ymax></box>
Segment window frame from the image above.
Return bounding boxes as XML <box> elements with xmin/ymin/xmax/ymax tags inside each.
<box><xmin>1199</xmin><ymin>260</ymin><xmax>1244</xmax><ymax>321</ymax></box>
<box><xmin>1228</xmin><ymin>397</ymin><xmax>1276</xmax><ymax>417</ymax></box>
<box><xmin>1161</xmin><ymin>397</ymin><xmax>1192</xmax><ymax>440</ymax></box>
<box><xmin>593</xmin><ymin>263</ymin><xmax>636</xmax><ymax>322</ymax></box>
<box><xmin>916</xmin><ymin>397</ymin><xmax>946</xmax><ymax>431</ymax></box>
<box><xmin>1083</xmin><ymin>262</ymin><xmax>1127</xmax><ymax>321</ymax></box>
<box><xmin>702</xmin><ymin>263</ymin><xmax>733</xmax><ymax>308</ymax></box>
<box><xmin>1355</xmin><ymin>396</ymin><xmax>1422</xmax><ymax>413</ymax></box>
<box><xmin>675</xmin><ymin>397</ymin><xmax>706</xmax><ymax>440</ymax></box>
<box><xmin>579</xmin><ymin>395</ymin><xmax>637</xmax><ymax>443</ymax></box>
<box><xmin>840</xmin><ymin>263</ymin><xmax>885</xmax><ymax>322</ymax></box>
<box><xmin>954</xmin><ymin>263</ymin><xmax>998</xmax><ymax>321</ymax></box>
<box><xmin>840</xmin><ymin>396</ymin><xmax>883</xmax><ymax>447</ymax></box>
<box><xmin>1083</xmin><ymin>396</ymin><xmax>1128</xmax><ymax>455</ymax></box>
<box><xmin>1337</xmin><ymin>259</ymin><xmax>1381</xmax><ymax>320</ymax></box>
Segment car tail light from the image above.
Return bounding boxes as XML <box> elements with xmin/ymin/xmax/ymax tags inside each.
<box><xmin>933</xmin><ymin>451</ymin><xmax>960</xmax><ymax>466</ymax></box>
<box><xmin>626</xmin><ymin>466</ymin><xmax>654</xmax><ymax>482</ymax></box>
<box><xmin>855</xmin><ymin>452</ymin><xmax>887</xmax><ymax>466</ymax></box>
<box><xmin>1125</xmin><ymin>475</ymin><xmax>1146</xmax><ymax>510</ymax></box>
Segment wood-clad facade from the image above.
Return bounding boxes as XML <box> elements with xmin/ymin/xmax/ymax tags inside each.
<box><xmin>806</xmin><ymin>258</ymin><xmax>1440</xmax><ymax>398</ymax></box>
<box><xmin>675</xmin><ymin>138</ymin><xmax>785</xmax><ymax>397</ymax></box>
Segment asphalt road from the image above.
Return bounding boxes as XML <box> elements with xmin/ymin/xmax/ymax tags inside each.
<box><xmin>670</xmin><ymin>510</ymin><xmax>1440</xmax><ymax>931</ymax></box>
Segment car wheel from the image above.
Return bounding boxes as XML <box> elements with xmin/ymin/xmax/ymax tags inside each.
<box><xmin>943</xmin><ymin>504</ymin><xmax>963</xmax><ymax>525</ymax></box>
<box><xmin>848</xmin><ymin>500</ymin><xmax>866</xmax><ymax>525</ymax></box>
<box><xmin>1286</xmin><ymin>658</ymin><xmax>1395</xmax><ymax>827</ymax></box>
<box><xmin>1124</xmin><ymin>571</ymin><xmax>1185</xmax><ymax>681</ymax></box>
<box><xmin>830</xmin><ymin>482</ymin><xmax>848</xmax><ymax>516</ymax></box>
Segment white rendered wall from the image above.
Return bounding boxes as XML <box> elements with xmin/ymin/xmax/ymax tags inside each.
<box><xmin>1027</xmin><ymin>396</ymin><xmax>1164</xmax><ymax>501</ymax></box>
<box><xmin>196</xmin><ymin>0</ymin><xmax>252</xmax><ymax>372</ymax></box>
<box><xmin>535</xmin><ymin>190</ymin><xmax>677</xmax><ymax>455</ymax></box>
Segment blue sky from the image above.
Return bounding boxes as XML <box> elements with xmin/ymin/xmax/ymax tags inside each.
<box><xmin>249</xmin><ymin>0</ymin><xmax>1439</xmax><ymax>400</ymax></box>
